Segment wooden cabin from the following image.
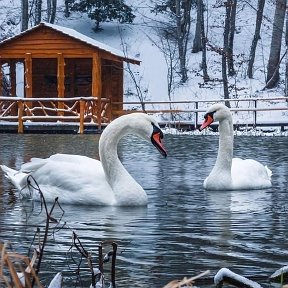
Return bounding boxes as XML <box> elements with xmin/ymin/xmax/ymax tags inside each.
<box><xmin>0</xmin><ymin>22</ymin><xmax>140</xmax><ymax>126</ymax></box>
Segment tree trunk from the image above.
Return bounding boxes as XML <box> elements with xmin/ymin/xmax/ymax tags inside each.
<box><xmin>64</xmin><ymin>0</ymin><xmax>70</xmax><ymax>17</ymax></box>
<box><xmin>35</xmin><ymin>0</ymin><xmax>42</xmax><ymax>25</ymax></box>
<box><xmin>175</xmin><ymin>0</ymin><xmax>192</xmax><ymax>83</ymax></box>
<box><xmin>222</xmin><ymin>0</ymin><xmax>231</xmax><ymax>107</ymax></box>
<box><xmin>49</xmin><ymin>0</ymin><xmax>57</xmax><ymax>23</ymax></box>
<box><xmin>266</xmin><ymin>0</ymin><xmax>287</xmax><ymax>88</ymax></box>
<box><xmin>286</xmin><ymin>5</ymin><xmax>288</xmax><ymax>96</ymax></box>
<box><xmin>199</xmin><ymin>0</ymin><xmax>209</xmax><ymax>81</ymax></box>
<box><xmin>176</xmin><ymin>0</ymin><xmax>187</xmax><ymax>82</ymax></box>
<box><xmin>192</xmin><ymin>0</ymin><xmax>202</xmax><ymax>53</ymax></box>
<box><xmin>21</xmin><ymin>0</ymin><xmax>29</xmax><ymax>31</ymax></box>
<box><xmin>227</xmin><ymin>0</ymin><xmax>237</xmax><ymax>76</ymax></box>
<box><xmin>247</xmin><ymin>0</ymin><xmax>265</xmax><ymax>79</ymax></box>
<box><xmin>47</xmin><ymin>0</ymin><xmax>51</xmax><ymax>22</ymax></box>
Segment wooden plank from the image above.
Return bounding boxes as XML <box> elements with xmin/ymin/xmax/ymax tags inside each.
<box><xmin>57</xmin><ymin>53</ymin><xmax>65</xmax><ymax>97</ymax></box>
<box><xmin>57</xmin><ymin>53</ymin><xmax>65</xmax><ymax>116</ymax></box>
<box><xmin>79</xmin><ymin>100</ymin><xmax>85</xmax><ymax>134</ymax></box>
<box><xmin>18</xmin><ymin>101</ymin><xmax>24</xmax><ymax>133</ymax></box>
<box><xmin>24</xmin><ymin>53</ymin><xmax>32</xmax><ymax>99</ymax></box>
<box><xmin>92</xmin><ymin>52</ymin><xmax>102</xmax><ymax>128</ymax></box>
<box><xmin>10</xmin><ymin>60</ymin><xmax>16</xmax><ymax>96</ymax></box>
<box><xmin>0</xmin><ymin>60</ymin><xmax>2</xmax><ymax>96</ymax></box>
<box><xmin>4</xmin><ymin>43</ymin><xmax>96</xmax><ymax>51</ymax></box>
<box><xmin>22</xmin><ymin>116</ymin><xmax>79</xmax><ymax>120</ymax></box>
<box><xmin>1</xmin><ymin>53</ymin><xmax>93</xmax><ymax>59</ymax></box>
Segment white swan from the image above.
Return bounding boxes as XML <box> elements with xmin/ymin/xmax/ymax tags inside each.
<box><xmin>1</xmin><ymin>113</ymin><xmax>167</xmax><ymax>206</ymax></box>
<box><xmin>199</xmin><ymin>103</ymin><xmax>272</xmax><ymax>190</ymax></box>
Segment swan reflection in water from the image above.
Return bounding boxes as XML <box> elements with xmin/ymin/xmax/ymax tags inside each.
<box><xmin>10</xmin><ymin>199</ymin><xmax>153</xmax><ymax>287</ymax></box>
<box><xmin>0</xmin><ymin>132</ymin><xmax>288</xmax><ymax>287</ymax></box>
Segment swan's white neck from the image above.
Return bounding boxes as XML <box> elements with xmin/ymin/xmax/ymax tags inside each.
<box><xmin>213</xmin><ymin>116</ymin><xmax>234</xmax><ymax>173</ymax></box>
<box><xmin>99</xmin><ymin>117</ymin><xmax>147</xmax><ymax>205</ymax></box>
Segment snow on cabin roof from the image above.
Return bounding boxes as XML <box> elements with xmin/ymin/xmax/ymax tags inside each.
<box><xmin>42</xmin><ymin>22</ymin><xmax>140</xmax><ymax>63</ymax></box>
<box><xmin>0</xmin><ymin>22</ymin><xmax>140</xmax><ymax>64</ymax></box>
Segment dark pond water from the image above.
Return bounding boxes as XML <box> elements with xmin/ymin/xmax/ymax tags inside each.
<box><xmin>0</xmin><ymin>133</ymin><xmax>288</xmax><ymax>287</ymax></box>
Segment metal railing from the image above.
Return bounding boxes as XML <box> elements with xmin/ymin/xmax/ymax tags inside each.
<box><xmin>113</xmin><ymin>97</ymin><xmax>288</xmax><ymax>130</ymax></box>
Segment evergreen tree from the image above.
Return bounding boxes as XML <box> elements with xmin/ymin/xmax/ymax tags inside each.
<box><xmin>70</xmin><ymin>0</ymin><xmax>135</xmax><ymax>31</ymax></box>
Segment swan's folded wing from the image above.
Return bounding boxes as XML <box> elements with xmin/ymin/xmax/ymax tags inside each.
<box><xmin>231</xmin><ymin>158</ymin><xmax>272</xmax><ymax>189</ymax></box>
<box><xmin>23</xmin><ymin>155</ymin><xmax>115</xmax><ymax>205</ymax></box>
<box><xmin>21</xmin><ymin>154</ymin><xmax>98</xmax><ymax>173</ymax></box>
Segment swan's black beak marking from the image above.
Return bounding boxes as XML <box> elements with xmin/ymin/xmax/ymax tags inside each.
<box><xmin>199</xmin><ymin>112</ymin><xmax>215</xmax><ymax>131</ymax></box>
<box><xmin>151</xmin><ymin>124</ymin><xmax>167</xmax><ymax>157</ymax></box>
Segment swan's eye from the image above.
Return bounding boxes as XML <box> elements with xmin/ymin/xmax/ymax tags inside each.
<box><xmin>205</xmin><ymin>111</ymin><xmax>215</xmax><ymax>120</ymax></box>
<box><xmin>152</xmin><ymin>123</ymin><xmax>163</xmax><ymax>138</ymax></box>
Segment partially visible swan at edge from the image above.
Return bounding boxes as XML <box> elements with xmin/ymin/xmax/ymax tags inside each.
<box><xmin>1</xmin><ymin>113</ymin><xmax>167</xmax><ymax>206</ymax></box>
<box><xmin>199</xmin><ymin>103</ymin><xmax>272</xmax><ymax>190</ymax></box>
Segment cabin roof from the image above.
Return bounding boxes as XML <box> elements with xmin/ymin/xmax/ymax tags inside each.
<box><xmin>0</xmin><ymin>22</ymin><xmax>140</xmax><ymax>65</ymax></box>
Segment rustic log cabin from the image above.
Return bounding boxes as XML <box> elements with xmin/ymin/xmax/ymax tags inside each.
<box><xmin>0</xmin><ymin>22</ymin><xmax>140</xmax><ymax>133</ymax></box>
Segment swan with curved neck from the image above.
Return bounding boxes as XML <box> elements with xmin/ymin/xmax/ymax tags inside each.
<box><xmin>199</xmin><ymin>103</ymin><xmax>272</xmax><ymax>190</ymax></box>
<box><xmin>1</xmin><ymin>113</ymin><xmax>167</xmax><ymax>206</ymax></box>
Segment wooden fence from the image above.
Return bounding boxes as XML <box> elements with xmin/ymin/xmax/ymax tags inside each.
<box><xmin>0</xmin><ymin>96</ymin><xmax>111</xmax><ymax>133</ymax></box>
<box><xmin>0</xmin><ymin>96</ymin><xmax>287</xmax><ymax>133</ymax></box>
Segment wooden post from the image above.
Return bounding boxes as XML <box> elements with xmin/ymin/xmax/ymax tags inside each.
<box><xmin>79</xmin><ymin>100</ymin><xmax>85</xmax><ymax>134</ymax></box>
<box><xmin>98</xmin><ymin>243</ymin><xmax>103</xmax><ymax>273</ymax></box>
<box><xmin>111</xmin><ymin>242</ymin><xmax>117</xmax><ymax>286</ymax></box>
<box><xmin>107</xmin><ymin>99</ymin><xmax>112</xmax><ymax>123</ymax></box>
<box><xmin>10</xmin><ymin>60</ymin><xmax>18</xmax><ymax>115</ymax></box>
<box><xmin>57</xmin><ymin>53</ymin><xmax>65</xmax><ymax>116</ymax></box>
<box><xmin>0</xmin><ymin>60</ymin><xmax>2</xmax><ymax>96</ymax></box>
<box><xmin>195</xmin><ymin>101</ymin><xmax>198</xmax><ymax>130</ymax></box>
<box><xmin>18</xmin><ymin>100</ymin><xmax>24</xmax><ymax>133</ymax></box>
<box><xmin>253</xmin><ymin>99</ymin><xmax>257</xmax><ymax>128</ymax></box>
<box><xmin>10</xmin><ymin>60</ymin><xmax>16</xmax><ymax>96</ymax></box>
<box><xmin>24</xmin><ymin>53</ymin><xmax>32</xmax><ymax>109</ymax></box>
<box><xmin>92</xmin><ymin>53</ymin><xmax>102</xmax><ymax>129</ymax></box>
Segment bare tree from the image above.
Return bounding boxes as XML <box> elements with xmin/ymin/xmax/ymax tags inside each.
<box><xmin>175</xmin><ymin>0</ymin><xmax>192</xmax><ymax>83</ymax></box>
<box><xmin>64</xmin><ymin>0</ymin><xmax>71</xmax><ymax>17</ymax></box>
<box><xmin>21</xmin><ymin>0</ymin><xmax>29</xmax><ymax>31</ymax></box>
<box><xmin>50</xmin><ymin>0</ymin><xmax>57</xmax><ymax>23</ymax></box>
<box><xmin>118</xmin><ymin>26</ymin><xmax>148</xmax><ymax>112</ymax></box>
<box><xmin>47</xmin><ymin>0</ymin><xmax>51</xmax><ymax>22</ymax></box>
<box><xmin>222</xmin><ymin>0</ymin><xmax>232</xmax><ymax>107</ymax></box>
<box><xmin>35</xmin><ymin>0</ymin><xmax>42</xmax><ymax>25</ymax></box>
<box><xmin>152</xmin><ymin>0</ymin><xmax>192</xmax><ymax>83</ymax></box>
<box><xmin>247</xmin><ymin>0</ymin><xmax>265</xmax><ymax>79</ymax></box>
<box><xmin>227</xmin><ymin>0</ymin><xmax>237</xmax><ymax>76</ymax></box>
<box><xmin>266</xmin><ymin>0</ymin><xmax>287</xmax><ymax>89</ymax></box>
<box><xmin>47</xmin><ymin>0</ymin><xmax>57</xmax><ymax>23</ymax></box>
<box><xmin>199</xmin><ymin>0</ymin><xmax>209</xmax><ymax>81</ymax></box>
<box><xmin>192</xmin><ymin>0</ymin><xmax>202</xmax><ymax>53</ymax></box>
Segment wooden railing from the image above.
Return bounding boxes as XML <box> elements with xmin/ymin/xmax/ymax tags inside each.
<box><xmin>0</xmin><ymin>97</ymin><xmax>111</xmax><ymax>133</ymax></box>
<box><xmin>0</xmin><ymin>96</ymin><xmax>288</xmax><ymax>133</ymax></box>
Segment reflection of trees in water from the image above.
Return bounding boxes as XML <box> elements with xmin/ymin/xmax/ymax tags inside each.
<box><xmin>0</xmin><ymin>134</ymin><xmax>288</xmax><ymax>286</ymax></box>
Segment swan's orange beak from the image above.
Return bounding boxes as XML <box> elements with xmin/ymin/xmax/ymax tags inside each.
<box><xmin>199</xmin><ymin>114</ymin><xmax>214</xmax><ymax>131</ymax></box>
<box><xmin>151</xmin><ymin>126</ymin><xmax>167</xmax><ymax>157</ymax></box>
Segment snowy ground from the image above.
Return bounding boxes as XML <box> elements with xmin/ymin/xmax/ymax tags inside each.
<box><xmin>55</xmin><ymin>0</ymin><xmax>287</xmax><ymax>125</ymax></box>
<box><xmin>1</xmin><ymin>0</ymin><xmax>288</xmax><ymax>126</ymax></box>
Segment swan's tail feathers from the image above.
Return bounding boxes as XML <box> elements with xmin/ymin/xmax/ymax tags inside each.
<box><xmin>265</xmin><ymin>165</ymin><xmax>272</xmax><ymax>180</ymax></box>
<box><xmin>0</xmin><ymin>165</ymin><xmax>29</xmax><ymax>191</ymax></box>
<box><xmin>21</xmin><ymin>157</ymin><xmax>47</xmax><ymax>173</ymax></box>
